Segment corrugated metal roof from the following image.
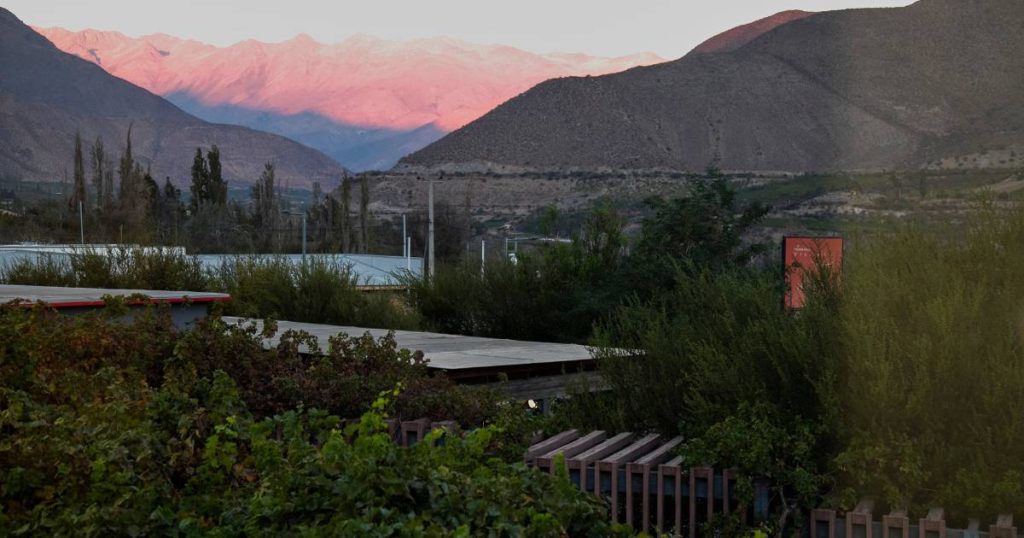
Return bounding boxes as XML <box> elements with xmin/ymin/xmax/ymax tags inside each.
<box><xmin>224</xmin><ymin>317</ymin><xmax>594</xmax><ymax>372</ymax></box>
<box><xmin>0</xmin><ymin>245</ymin><xmax>423</xmax><ymax>288</ymax></box>
<box><xmin>0</xmin><ymin>284</ymin><xmax>230</xmax><ymax>308</ymax></box>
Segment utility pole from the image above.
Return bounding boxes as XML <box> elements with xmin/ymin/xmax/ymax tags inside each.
<box><xmin>78</xmin><ymin>201</ymin><xmax>84</xmax><ymax>245</ymax></box>
<box><xmin>406</xmin><ymin>236</ymin><xmax>412</xmax><ymax>271</ymax></box>
<box><xmin>427</xmin><ymin>179</ymin><xmax>435</xmax><ymax>279</ymax></box>
<box><xmin>402</xmin><ymin>214</ymin><xmax>407</xmax><ymax>257</ymax></box>
<box><xmin>480</xmin><ymin>239</ymin><xmax>485</xmax><ymax>277</ymax></box>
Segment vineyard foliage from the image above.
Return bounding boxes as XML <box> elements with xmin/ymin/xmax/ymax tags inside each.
<box><xmin>0</xmin><ymin>305</ymin><xmax>622</xmax><ymax>536</ymax></box>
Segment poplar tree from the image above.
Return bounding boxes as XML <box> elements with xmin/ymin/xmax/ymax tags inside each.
<box><xmin>251</xmin><ymin>163</ymin><xmax>279</xmax><ymax>251</ymax></box>
<box><xmin>91</xmin><ymin>137</ymin><xmax>106</xmax><ymax>213</ymax></box>
<box><xmin>118</xmin><ymin>126</ymin><xmax>136</xmax><ymax>206</ymax></box>
<box><xmin>70</xmin><ymin>131</ymin><xmax>87</xmax><ymax>211</ymax></box>
<box><xmin>359</xmin><ymin>174</ymin><xmax>369</xmax><ymax>253</ymax></box>
<box><xmin>340</xmin><ymin>174</ymin><xmax>351</xmax><ymax>252</ymax></box>
<box><xmin>189</xmin><ymin>148</ymin><xmax>209</xmax><ymax>214</ymax></box>
<box><xmin>207</xmin><ymin>145</ymin><xmax>227</xmax><ymax>205</ymax></box>
<box><xmin>190</xmin><ymin>146</ymin><xmax>228</xmax><ymax>213</ymax></box>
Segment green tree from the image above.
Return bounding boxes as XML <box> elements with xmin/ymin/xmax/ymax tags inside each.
<box><xmin>836</xmin><ymin>211</ymin><xmax>1024</xmax><ymax>523</ymax></box>
<box><xmin>630</xmin><ymin>175</ymin><xmax>768</xmax><ymax>296</ymax></box>
<box><xmin>207</xmin><ymin>145</ymin><xmax>227</xmax><ymax>205</ymax></box>
<box><xmin>117</xmin><ymin>125</ymin><xmax>136</xmax><ymax>206</ymax></box>
<box><xmin>70</xmin><ymin>131</ymin><xmax>87</xmax><ymax>212</ymax></box>
<box><xmin>189</xmin><ymin>147</ymin><xmax>209</xmax><ymax>214</ymax></box>
<box><xmin>90</xmin><ymin>136</ymin><xmax>110</xmax><ymax>216</ymax></box>
<box><xmin>359</xmin><ymin>174</ymin><xmax>370</xmax><ymax>253</ymax></box>
<box><xmin>251</xmin><ymin>163</ymin><xmax>279</xmax><ymax>252</ymax></box>
<box><xmin>339</xmin><ymin>173</ymin><xmax>352</xmax><ymax>252</ymax></box>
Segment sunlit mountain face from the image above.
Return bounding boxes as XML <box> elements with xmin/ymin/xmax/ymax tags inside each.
<box><xmin>37</xmin><ymin>27</ymin><xmax>663</xmax><ymax>170</ymax></box>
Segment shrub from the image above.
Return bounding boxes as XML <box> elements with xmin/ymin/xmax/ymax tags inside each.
<box><xmin>1</xmin><ymin>250</ymin><xmax>421</xmax><ymax>330</ymax></box>
<box><xmin>556</xmin><ymin>264</ymin><xmax>841</xmax><ymax>530</ymax></box>
<box><xmin>835</xmin><ymin>211</ymin><xmax>1024</xmax><ymax>523</ymax></box>
<box><xmin>405</xmin><ymin>203</ymin><xmax>630</xmax><ymax>343</ymax></box>
<box><xmin>0</xmin><ymin>306</ymin><xmax>622</xmax><ymax>536</ymax></box>
<box><xmin>1</xmin><ymin>246</ymin><xmax>205</xmax><ymax>290</ymax></box>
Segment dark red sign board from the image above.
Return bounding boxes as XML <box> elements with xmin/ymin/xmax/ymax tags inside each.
<box><xmin>783</xmin><ymin>236</ymin><xmax>843</xmax><ymax>309</ymax></box>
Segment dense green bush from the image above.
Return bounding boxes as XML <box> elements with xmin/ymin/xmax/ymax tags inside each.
<box><xmin>405</xmin><ymin>252</ymin><xmax>587</xmax><ymax>342</ymax></box>
<box><xmin>835</xmin><ymin>211</ymin><xmax>1024</xmax><ymax>523</ymax></box>
<box><xmin>0</xmin><ymin>305</ymin><xmax>622</xmax><ymax>536</ymax></box>
<box><xmin>557</xmin><ymin>207</ymin><xmax>1024</xmax><ymax>529</ymax></box>
<box><xmin>555</xmin><ymin>265</ymin><xmax>841</xmax><ymax>530</ymax></box>
<box><xmin>0</xmin><ymin>248</ymin><xmax>421</xmax><ymax>330</ymax></box>
<box><xmin>1</xmin><ymin>247</ymin><xmax>205</xmax><ymax>291</ymax></box>
<box><xmin>209</xmin><ymin>256</ymin><xmax>421</xmax><ymax>330</ymax></box>
<box><xmin>405</xmin><ymin>204</ymin><xmax>629</xmax><ymax>343</ymax></box>
<box><xmin>407</xmin><ymin>181</ymin><xmax>767</xmax><ymax>345</ymax></box>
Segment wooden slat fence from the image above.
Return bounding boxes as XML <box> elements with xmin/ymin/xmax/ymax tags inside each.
<box><xmin>383</xmin><ymin>421</ymin><xmax>1020</xmax><ymax>537</ymax></box>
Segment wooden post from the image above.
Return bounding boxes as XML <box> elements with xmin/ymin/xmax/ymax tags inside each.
<box><xmin>846</xmin><ymin>499</ymin><xmax>875</xmax><ymax>538</ymax></box>
<box><xmin>918</xmin><ymin>507</ymin><xmax>946</xmax><ymax>538</ymax></box>
<box><xmin>811</xmin><ymin>509</ymin><xmax>837</xmax><ymax>538</ymax></box>
<box><xmin>688</xmin><ymin>466</ymin><xmax>714</xmax><ymax>538</ymax></box>
<box><xmin>989</xmin><ymin>514</ymin><xmax>1017</xmax><ymax>538</ymax></box>
<box><xmin>883</xmin><ymin>508</ymin><xmax>910</xmax><ymax>538</ymax></box>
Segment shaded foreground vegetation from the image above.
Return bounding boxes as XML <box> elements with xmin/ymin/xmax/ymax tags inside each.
<box><xmin>6</xmin><ymin>176</ymin><xmax>1024</xmax><ymax>534</ymax></box>
<box><xmin>0</xmin><ymin>304</ymin><xmax>624</xmax><ymax>536</ymax></box>
<box><xmin>555</xmin><ymin>210</ymin><xmax>1024</xmax><ymax>531</ymax></box>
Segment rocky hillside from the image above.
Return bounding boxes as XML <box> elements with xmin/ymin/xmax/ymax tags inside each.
<box><xmin>687</xmin><ymin>10</ymin><xmax>814</xmax><ymax>55</ymax></box>
<box><xmin>403</xmin><ymin>0</ymin><xmax>1024</xmax><ymax>173</ymax></box>
<box><xmin>0</xmin><ymin>8</ymin><xmax>344</xmax><ymax>188</ymax></box>
<box><xmin>36</xmin><ymin>27</ymin><xmax>662</xmax><ymax>171</ymax></box>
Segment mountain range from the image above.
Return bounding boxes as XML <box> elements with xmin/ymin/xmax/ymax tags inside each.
<box><xmin>404</xmin><ymin>0</ymin><xmax>1024</xmax><ymax>173</ymax></box>
<box><xmin>36</xmin><ymin>28</ymin><xmax>664</xmax><ymax>171</ymax></box>
<box><xmin>0</xmin><ymin>8</ymin><xmax>344</xmax><ymax>189</ymax></box>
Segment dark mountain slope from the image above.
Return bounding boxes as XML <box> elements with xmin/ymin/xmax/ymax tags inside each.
<box><xmin>403</xmin><ymin>0</ymin><xmax>1024</xmax><ymax>173</ymax></box>
<box><xmin>0</xmin><ymin>8</ymin><xmax>344</xmax><ymax>188</ymax></box>
<box><xmin>688</xmin><ymin>10</ymin><xmax>815</xmax><ymax>55</ymax></box>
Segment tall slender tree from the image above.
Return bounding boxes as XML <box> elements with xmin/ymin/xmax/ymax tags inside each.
<box><xmin>102</xmin><ymin>156</ymin><xmax>114</xmax><ymax>216</ymax></box>
<box><xmin>152</xmin><ymin>177</ymin><xmax>185</xmax><ymax>244</ymax></box>
<box><xmin>251</xmin><ymin>163</ymin><xmax>279</xmax><ymax>252</ymax></box>
<box><xmin>340</xmin><ymin>173</ymin><xmax>352</xmax><ymax>253</ymax></box>
<box><xmin>90</xmin><ymin>137</ymin><xmax>106</xmax><ymax>213</ymax></box>
<box><xmin>359</xmin><ymin>174</ymin><xmax>369</xmax><ymax>253</ymax></box>
<box><xmin>189</xmin><ymin>148</ymin><xmax>209</xmax><ymax>214</ymax></box>
<box><xmin>70</xmin><ymin>131</ymin><xmax>87</xmax><ymax>211</ymax></box>
<box><xmin>207</xmin><ymin>145</ymin><xmax>227</xmax><ymax>205</ymax></box>
<box><xmin>118</xmin><ymin>125</ymin><xmax>136</xmax><ymax>206</ymax></box>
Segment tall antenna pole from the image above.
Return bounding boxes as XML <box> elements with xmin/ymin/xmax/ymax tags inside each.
<box><xmin>301</xmin><ymin>210</ymin><xmax>307</xmax><ymax>259</ymax></box>
<box><xmin>402</xmin><ymin>214</ymin><xmax>407</xmax><ymax>257</ymax></box>
<box><xmin>480</xmin><ymin>239</ymin><xmax>485</xmax><ymax>277</ymax></box>
<box><xmin>427</xmin><ymin>179</ymin><xmax>435</xmax><ymax>279</ymax></box>
<box><xmin>78</xmin><ymin>201</ymin><xmax>84</xmax><ymax>245</ymax></box>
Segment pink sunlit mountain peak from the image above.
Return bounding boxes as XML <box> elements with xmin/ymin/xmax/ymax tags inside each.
<box><xmin>35</xmin><ymin>26</ymin><xmax>663</xmax><ymax>170</ymax></box>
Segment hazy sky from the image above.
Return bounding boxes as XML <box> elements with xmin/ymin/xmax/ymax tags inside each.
<box><xmin>8</xmin><ymin>0</ymin><xmax>914</xmax><ymax>58</ymax></box>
